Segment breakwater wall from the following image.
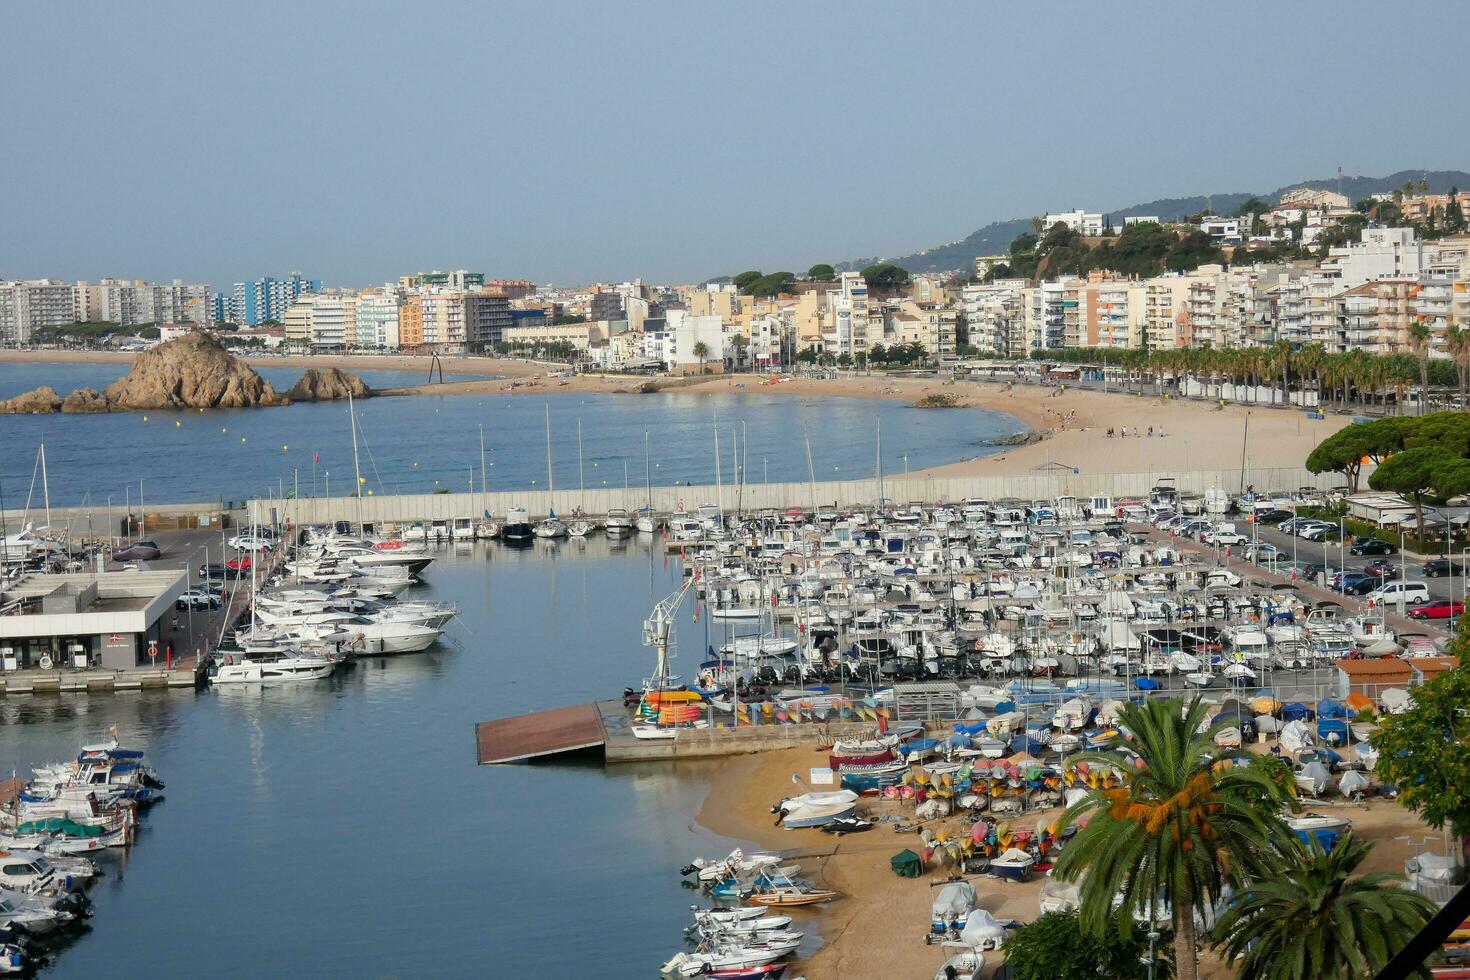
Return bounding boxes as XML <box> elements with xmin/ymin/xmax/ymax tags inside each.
<box><xmin>245</xmin><ymin>464</ymin><xmax>1335</xmax><ymax>526</ymax></box>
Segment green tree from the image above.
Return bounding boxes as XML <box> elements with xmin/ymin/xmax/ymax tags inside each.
<box><xmin>859</xmin><ymin>262</ymin><xmax>911</xmax><ymax>293</ymax></box>
<box><xmin>1002</xmin><ymin>908</ymin><xmax>1168</xmax><ymax>980</ymax></box>
<box><xmin>747</xmin><ymin>272</ymin><xmax>795</xmax><ymax>298</ymax></box>
<box><xmin>1210</xmin><ymin>833</ymin><xmax>1436</xmax><ymax>980</ymax></box>
<box><xmin>1367</xmin><ymin>444</ymin><xmax>1470</xmax><ymax>542</ymax></box>
<box><xmin>1056</xmin><ymin>697</ymin><xmax>1293</xmax><ymax>980</ymax></box>
<box><xmin>806</xmin><ymin>263</ymin><xmax>835</xmax><ymax>280</ymax></box>
<box><xmin>1373</xmin><ymin>633</ymin><xmax>1470</xmax><ymax>836</ymax></box>
<box><xmin>732</xmin><ymin>270</ymin><xmax>763</xmax><ymax>293</ymax></box>
<box><xmin>1232</xmin><ymin>196</ymin><xmax>1271</xmax><ymax>218</ymax></box>
<box><xmin>868</xmin><ymin>342</ymin><xmax>887</xmax><ymax>364</ymax></box>
<box><xmin>691</xmin><ymin>341</ymin><xmax>710</xmax><ymax>370</ymax></box>
<box><xmin>1305</xmin><ymin>417</ymin><xmax>1405</xmax><ymax>491</ymax></box>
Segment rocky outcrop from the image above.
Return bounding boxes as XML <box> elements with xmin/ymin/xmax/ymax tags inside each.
<box><xmin>61</xmin><ymin>387</ymin><xmax>112</xmax><ymax>413</ymax></box>
<box><xmin>285</xmin><ymin>367</ymin><xmax>372</xmax><ymax>402</ymax></box>
<box><xmin>103</xmin><ymin>331</ymin><xmax>288</xmax><ymax>409</ymax></box>
<box><xmin>0</xmin><ymin>386</ymin><xmax>63</xmax><ymax>414</ymax></box>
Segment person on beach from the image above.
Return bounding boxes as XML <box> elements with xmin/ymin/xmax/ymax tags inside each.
<box><xmin>1148</xmin><ymin>426</ymin><xmax>1153</xmax><ymax>437</ymax></box>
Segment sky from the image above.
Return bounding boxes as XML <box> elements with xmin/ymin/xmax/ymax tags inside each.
<box><xmin>4</xmin><ymin>0</ymin><xmax>1469</xmax><ymax>290</ymax></box>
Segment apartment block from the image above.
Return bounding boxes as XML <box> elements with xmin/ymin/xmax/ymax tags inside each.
<box><xmin>1043</xmin><ymin>210</ymin><xmax>1105</xmax><ymax>236</ymax></box>
<box><xmin>353</xmin><ymin>288</ymin><xmax>403</xmax><ymax>349</ymax></box>
<box><xmin>465</xmin><ymin>291</ymin><xmax>512</xmax><ymax>349</ymax></box>
<box><xmin>76</xmin><ymin>279</ymin><xmax>210</xmax><ymax>326</ymax></box>
<box><xmin>961</xmin><ymin>280</ymin><xmax>1028</xmax><ymax>356</ymax></box>
<box><xmin>0</xmin><ymin>280</ymin><xmax>76</xmax><ymax>343</ymax></box>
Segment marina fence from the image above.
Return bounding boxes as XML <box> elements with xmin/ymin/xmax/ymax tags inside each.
<box><xmin>245</xmin><ymin>465</ymin><xmax>1337</xmax><ymax>527</ymax></box>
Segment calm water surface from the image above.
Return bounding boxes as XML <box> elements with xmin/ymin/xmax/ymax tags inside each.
<box><xmin>0</xmin><ymin>363</ymin><xmax>1022</xmax><ymax>507</ymax></box>
<box><xmin>2</xmin><ymin>539</ymin><xmax>780</xmax><ymax>978</ymax></box>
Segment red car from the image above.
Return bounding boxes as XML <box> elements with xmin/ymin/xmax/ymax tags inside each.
<box><xmin>1409</xmin><ymin>599</ymin><xmax>1463</xmax><ymax>620</ymax></box>
<box><xmin>225</xmin><ymin>556</ymin><xmax>253</xmax><ymax>572</ymax></box>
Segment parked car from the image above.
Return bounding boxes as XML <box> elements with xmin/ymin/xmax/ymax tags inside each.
<box><xmin>1349</xmin><ymin>537</ymin><xmax>1397</xmax><ymax>556</ymax></box>
<box><xmin>228</xmin><ymin>535</ymin><xmax>273</xmax><ymax>553</ymax></box>
<box><xmin>113</xmin><ymin>540</ymin><xmax>162</xmax><ymax>561</ymax></box>
<box><xmin>1339</xmin><ymin>576</ymin><xmax>1380</xmax><ymax>596</ymax></box>
<box><xmin>1253</xmin><ymin>509</ymin><xmax>1294</xmax><ymax>526</ymax></box>
<box><xmin>1368</xmin><ymin>580</ymin><xmax>1431</xmax><ymax>606</ymax></box>
<box><xmin>1203</xmin><ymin>529</ymin><xmax>1247</xmax><ymax>546</ymax></box>
<box><xmin>1409</xmin><ymin>599</ymin><xmax>1464</xmax><ymax>620</ymax></box>
<box><xmin>1362</xmin><ymin>558</ymin><xmax>1400</xmax><ymax>578</ymax></box>
<box><xmin>1422</xmin><ymin>558</ymin><xmax>1468</xmax><ymax>577</ymax></box>
<box><xmin>1297</xmin><ymin>522</ymin><xmax>1336</xmax><ymax>541</ymax></box>
<box><xmin>175</xmin><ymin>589</ymin><xmax>223</xmax><ymax>611</ymax></box>
<box><xmin>225</xmin><ymin>556</ymin><xmax>253</xmax><ymax>572</ymax></box>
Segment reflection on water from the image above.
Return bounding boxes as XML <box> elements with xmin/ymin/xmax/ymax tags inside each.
<box><xmin>0</xmin><ymin>537</ymin><xmax>755</xmax><ymax>978</ymax></box>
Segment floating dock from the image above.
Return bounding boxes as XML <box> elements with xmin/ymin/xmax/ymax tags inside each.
<box><xmin>476</xmin><ymin>698</ymin><xmax>873</xmax><ymax>765</ymax></box>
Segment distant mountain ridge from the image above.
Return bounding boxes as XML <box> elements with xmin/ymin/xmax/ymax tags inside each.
<box><xmin>845</xmin><ymin>169</ymin><xmax>1470</xmax><ymax>276</ymax></box>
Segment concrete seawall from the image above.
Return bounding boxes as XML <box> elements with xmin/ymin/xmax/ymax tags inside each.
<box><xmin>245</xmin><ymin>464</ymin><xmax>1335</xmax><ymax>526</ymax></box>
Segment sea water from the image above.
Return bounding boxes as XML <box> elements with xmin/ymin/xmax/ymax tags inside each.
<box><xmin>0</xmin><ymin>538</ymin><xmax>785</xmax><ymax>978</ymax></box>
<box><xmin>0</xmin><ymin>363</ymin><xmax>1022</xmax><ymax>507</ymax></box>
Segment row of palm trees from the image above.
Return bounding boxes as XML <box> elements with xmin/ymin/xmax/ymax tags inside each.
<box><xmin>1055</xmin><ymin>697</ymin><xmax>1436</xmax><ymax>980</ymax></box>
<box><xmin>1039</xmin><ymin>332</ymin><xmax>1470</xmax><ymax>415</ymax></box>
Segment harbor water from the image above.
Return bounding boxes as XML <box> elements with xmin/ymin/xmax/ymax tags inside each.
<box><xmin>0</xmin><ymin>538</ymin><xmax>763</xmax><ymax>978</ymax></box>
<box><xmin>0</xmin><ymin>363</ymin><xmax>1023</xmax><ymax>507</ymax></box>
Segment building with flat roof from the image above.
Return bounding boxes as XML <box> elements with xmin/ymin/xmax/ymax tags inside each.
<box><xmin>0</xmin><ymin>570</ymin><xmax>186</xmax><ymax>671</ymax></box>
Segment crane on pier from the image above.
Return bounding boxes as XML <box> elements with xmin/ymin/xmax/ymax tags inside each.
<box><xmin>642</xmin><ymin>574</ymin><xmax>696</xmax><ymax>691</ymax></box>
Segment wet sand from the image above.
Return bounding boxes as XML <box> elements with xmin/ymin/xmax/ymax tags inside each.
<box><xmin>696</xmin><ymin>745</ymin><xmax>1438</xmax><ymax>979</ymax></box>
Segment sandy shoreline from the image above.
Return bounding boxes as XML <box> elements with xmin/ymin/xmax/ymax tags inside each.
<box><xmin>695</xmin><ymin>744</ymin><xmax>1438</xmax><ymax>980</ymax></box>
<box><xmin>0</xmin><ymin>349</ymin><xmax>1344</xmax><ymax>480</ymax></box>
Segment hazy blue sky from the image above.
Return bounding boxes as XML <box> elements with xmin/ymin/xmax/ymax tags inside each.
<box><xmin>4</xmin><ymin>1</ymin><xmax>1468</xmax><ymax>289</ymax></box>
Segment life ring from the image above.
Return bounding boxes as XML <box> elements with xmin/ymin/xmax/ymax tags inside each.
<box><xmin>39</xmin><ymin>655</ymin><xmax>53</xmax><ymax>670</ymax></box>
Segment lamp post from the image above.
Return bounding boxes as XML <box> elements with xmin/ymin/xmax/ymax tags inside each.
<box><xmin>1399</xmin><ymin>529</ymin><xmax>1408</xmax><ymax>616</ymax></box>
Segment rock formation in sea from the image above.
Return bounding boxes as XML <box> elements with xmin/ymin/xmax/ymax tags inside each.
<box><xmin>103</xmin><ymin>331</ymin><xmax>288</xmax><ymax>409</ymax></box>
<box><xmin>0</xmin><ymin>386</ymin><xmax>63</xmax><ymax>414</ymax></box>
<box><xmin>286</xmin><ymin>367</ymin><xmax>372</xmax><ymax>401</ymax></box>
<box><xmin>60</xmin><ymin>387</ymin><xmax>112</xmax><ymax>413</ymax></box>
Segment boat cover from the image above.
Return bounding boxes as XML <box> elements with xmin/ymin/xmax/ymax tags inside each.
<box><xmin>959</xmin><ymin>909</ymin><xmax>1008</xmax><ymax>948</ymax></box>
<box><xmin>932</xmin><ymin>881</ymin><xmax>978</xmax><ymax>921</ymax></box>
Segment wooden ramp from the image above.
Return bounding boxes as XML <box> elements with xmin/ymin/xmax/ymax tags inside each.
<box><xmin>475</xmin><ymin>702</ymin><xmax>609</xmax><ymax>764</ymax></box>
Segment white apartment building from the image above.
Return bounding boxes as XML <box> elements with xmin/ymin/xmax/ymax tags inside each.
<box><xmin>1025</xmin><ymin>278</ymin><xmax>1073</xmax><ymax>351</ymax></box>
<box><xmin>1043</xmin><ymin>210</ymin><xmax>1105</xmax><ymax>236</ymax></box>
<box><xmin>1141</xmin><ymin>276</ymin><xmax>1192</xmax><ymax>349</ymax></box>
<box><xmin>825</xmin><ymin>272</ymin><xmax>869</xmax><ymax>356</ymax></box>
<box><xmin>961</xmin><ymin>280</ymin><xmax>1028</xmax><ymax>356</ymax></box>
<box><xmin>1324</xmin><ymin>227</ymin><xmax>1438</xmax><ymax>284</ymax></box>
<box><xmin>0</xmin><ymin>280</ymin><xmax>76</xmax><ymax>343</ymax></box>
<box><xmin>663</xmin><ymin>310</ymin><xmax>724</xmax><ymax>370</ymax></box>
<box><xmin>1089</xmin><ymin>278</ymin><xmax>1145</xmax><ymax>349</ymax></box>
<box><xmin>353</xmin><ymin>288</ymin><xmax>403</xmax><ymax>349</ymax></box>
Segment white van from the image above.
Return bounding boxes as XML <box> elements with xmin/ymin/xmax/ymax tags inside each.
<box><xmin>1369</xmin><ymin>580</ymin><xmax>1431</xmax><ymax>607</ymax></box>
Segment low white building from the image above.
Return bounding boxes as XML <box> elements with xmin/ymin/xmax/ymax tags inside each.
<box><xmin>1043</xmin><ymin>209</ymin><xmax>1105</xmax><ymax>236</ymax></box>
<box><xmin>0</xmin><ymin>571</ymin><xmax>186</xmax><ymax>670</ymax></box>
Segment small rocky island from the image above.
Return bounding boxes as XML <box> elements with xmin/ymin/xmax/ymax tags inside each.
<box><xmin>0</xmin><ymin>332</ymin><xmax>372</xmax><ymax>414</ymax></box>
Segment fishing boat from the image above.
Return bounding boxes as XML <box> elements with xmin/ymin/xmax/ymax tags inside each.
<box><xmin>746</xmin><ymin>872</ymin><xmax>837</xmax><ymax>907</ymax></box>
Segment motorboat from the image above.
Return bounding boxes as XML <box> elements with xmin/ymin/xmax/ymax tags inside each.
<box><xmin>933</xmin><ymin>951</ymin><xmax>985</xmax><ymax>980</ymax></box>
<box><xmin>662</xmin><ymin>937</ymin><xmax>800</xmax><ymax>977</ymax></box>
<box><xmin>0</xmin><ymin>890</ymin><xmax>75</xmax><ymax>935</ymax></box>
<box><xmin>682</xmin><ymin>852</ymin><xmax>785</xmax><ymax>883</ymax></box>
<box><xmin>604</xmin><ymin>509</ymin><xmax>634</xmax><ymax>535</ymax></box>
<box><xmin>210</xmin><ymin>651</ymin><xmax>335</xmax><ymax>684</ymax></box>
<box><xmin>990</xmin><ymin>847</ymin><xmax>1035</xmax><ymax>882</ymax></box>
<box><xmin>501</xmin><ymin>506</ymin><xmax>533</xmax><ymax>541</ymax></box>
<box><xmin>931</xmin><ymin>878</ymin><xmax>977</xmax><ymax>933</ymax></box>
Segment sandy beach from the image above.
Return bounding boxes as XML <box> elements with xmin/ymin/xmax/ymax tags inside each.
<box><xmin>0</xmin><ymin>349</ymin><xmax>1350</xmax><ymax>480</ymax></box>
<box><xmin>697</xmin><ymin>744</ymin><xmax>1438</xmax><ymax>980</ymax></box>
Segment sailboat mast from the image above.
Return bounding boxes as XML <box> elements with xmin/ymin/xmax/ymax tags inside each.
<box><xmin>348</xmin><ymin>390</ymin><xmax>365</xmax><ymax>533</ymax></box>
<box><xmin>876</xmin><ymin>417</ymin><xmax>883</xmax><ymax>510</ymax></box>
<box><xmin>479</xmin><ymin>424</ymin><xmax>487</xmax><ymax>510</ymax></box>
<box><xmin>644</xmin><ymin>430</ymin><xmax>652</xmax><ymax>514</ymax></box>
<box><xmin>544</xmin><ymin>403</ymin><xmax>554</xmax><ymax>517</ymax></box>
<box><xmin>577</xmin><ymin>418</ymin><xmax>585</xmax><ymax>494</ymax></box>
<box><xmin>40</xmin><ymin>443</ymin><xmax>50</xmax><ymax>530</ymax></box>
<box><xmin>803</xmin><ymin>428</ymin><xmax>818</xmax><ymax>515</ymax></box>
<box><xmin>713</xmin><ymin>424</ymin><xmax>723</xmax><ymax>523</ymax></box>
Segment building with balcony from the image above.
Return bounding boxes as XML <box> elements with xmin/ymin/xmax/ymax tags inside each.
<box><xmin>0</xmin><ymin>280</ymin><xmax>77</xmax><ymax>343</ymax></box>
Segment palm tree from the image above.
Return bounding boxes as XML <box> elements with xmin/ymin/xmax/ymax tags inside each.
<box><xmin>1211</xmin><ymin>833</ymin><xmax>1436</xmax><ymax>980</ymax></box>
<box><xmin>692</xmin><ymin>341</ymin><xmax>710</xmax><ymax>373</ymax></box>
<box><xmin>1055</xmin><ymin>698</ymin><xmax>1293</xmax><ymax>980</ymax></box>
<box><xmin>1267</xmin><ymin>339</ymin><xmax>1292</xmax><ymax>407</ymax></box>
<box><xmin>1444</xmin><ymin>324</ymin><xmax>1470</xmax><ymax>409</ymax></box>
<box><xmin>1406</xmin><ymin>322</ymin><xmax>1432</xmax><ymax>414</ymax></box>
